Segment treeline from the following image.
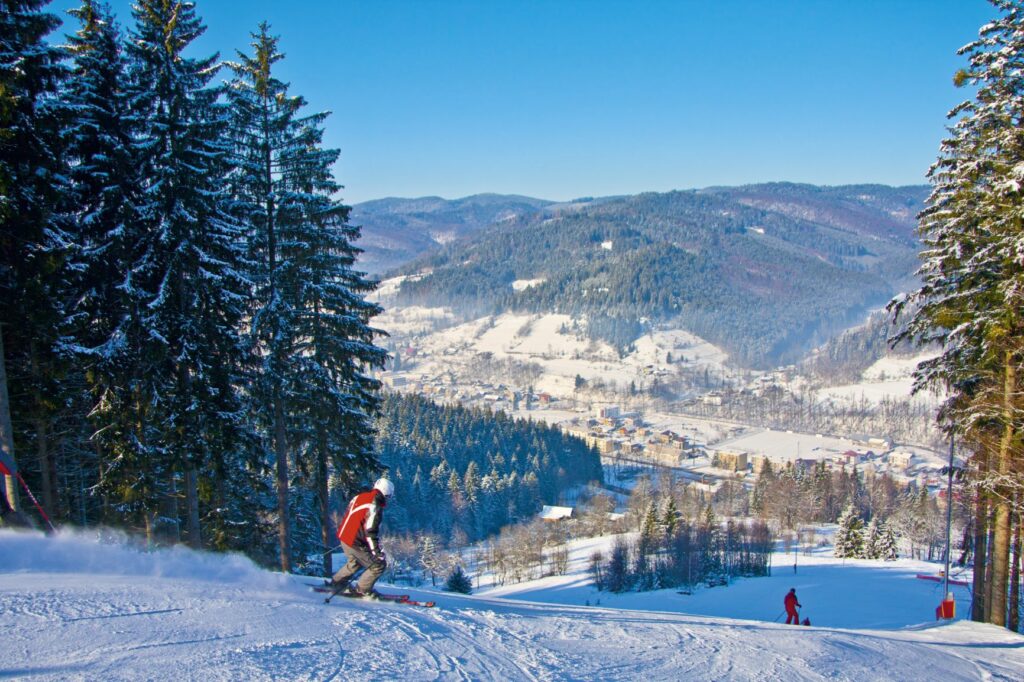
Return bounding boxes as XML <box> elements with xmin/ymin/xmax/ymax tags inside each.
<box><xmin>748</xmin><ymin>460</ymin><xmax>954</xmax><ymax>562</ymax></box>
<box><xmin>679</xmin><ymin>387</ymin><xmax>941</xmax><ymax>449</ymax></box>
<box><xmin>392</xmin><ymin>189</ymin><xmax>914</xmax><ymax>366</ymax></box>
<box><xmin>0</xmin><ymin>1</ymin><xmax>384</xmax><ymax>574</ymax></box>
<box><xmin>375</xmin><ymin>393</ymin><xmax>604</xmax><ymax>544</ymax></box>
<box><xmin>592</xmin><ymin>506</ymin><xmax>772</xmax><ymax>593</ymax></box>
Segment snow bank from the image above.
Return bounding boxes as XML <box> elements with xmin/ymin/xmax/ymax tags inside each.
<box><xmin>0</xmin><ymin>529</ymin><xmax>284</xmax><ymax>589</ymax></box>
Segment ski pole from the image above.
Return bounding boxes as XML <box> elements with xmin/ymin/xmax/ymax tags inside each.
<box><xmin>773</xmin><ymin>611</ymin><xmax>785</xmax><ymax>622</ymax></box>
<box><xmin>16</xmin><ymin>472</ymin><xmax>56</xmax><ymax>534</ymax></box>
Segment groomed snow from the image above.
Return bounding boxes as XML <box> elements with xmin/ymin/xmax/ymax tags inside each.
<box><xmin>3</xmin><ymin>529</ymin><xmax>1023</xmax><ymax>681</ymax></box>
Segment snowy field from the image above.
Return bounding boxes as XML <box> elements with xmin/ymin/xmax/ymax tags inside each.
<box><xmin>370</xmin><ymin>297</ymin><xmax>737</xmax><ymax>400</ymax></box>
<box><xmin>3</xmin><ymin>529</ymin><xmax>1024</xmax><ymax>681</ymax></box>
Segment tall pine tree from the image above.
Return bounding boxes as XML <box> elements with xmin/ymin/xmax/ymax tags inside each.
<box><xmin>61</xmin><ymin>0</ymin><xmax>143</xmax><ymax>529</ymax></box>
<box><xmin>890</xmin><ymin>0</ymin><xmax>1024</xmax><ymax>628</ymax></box>
<box><xmin>110</xmin><ymin>0</ymin><xmax>254</xmax><ymax>547</ymax></box>
<box><xmin>226</xmin><ymin>24</ymin><xmax>386</xmax><ymax>572</ymax></box>
<box><xmin>0</xmin><ymin>0</ymin><xmax>70</xmax><ymax>523</ymax></box>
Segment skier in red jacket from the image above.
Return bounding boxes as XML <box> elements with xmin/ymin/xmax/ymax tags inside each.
<box><xmin>784</xmin><ymin>588</ymin><xmax>802</xmax><ymax>624</ymax></box>
<box><xmin>329</xmin><ymin>478</ymin><xmax>394</xmax><ymax>598</ymax></box>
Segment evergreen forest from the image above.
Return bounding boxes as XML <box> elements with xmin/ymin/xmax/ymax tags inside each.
<box><xmin>0</xmin><ymin>0</ymin><xmax>388</xmax><ymax>574</ymax></box>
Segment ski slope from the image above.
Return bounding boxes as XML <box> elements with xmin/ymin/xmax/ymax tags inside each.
<box><xmin>2</xmin><ymin>530</ymin><xmax>1023</xmax><ymax>681</ymax></box>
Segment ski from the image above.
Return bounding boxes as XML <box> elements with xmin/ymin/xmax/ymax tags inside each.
<box><xmin>373</xmin><ymin>592</ymin><xmax>436</xmax><ymax>608</ymax></box>
<box><xmin>305</xmin><ymin>583</ymin><xmax>433</xmax><ymax>606</ymax></box>
<box><xmin>307</xmin><ymin>584</ymin><xmax>411</xmax><ymax>600</ymax></box>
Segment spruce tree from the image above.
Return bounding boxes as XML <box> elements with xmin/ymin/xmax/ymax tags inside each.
<box><xmin>890</xmin><ymin>0</ymin><xmax>1024</xmax><ymax>628</ymax></box>
<box><xmin>114</xmin><ymin>0</ymin><xmax>254</xmax><ymax>546</ymax></box>
<box><xmin>834</xmin><ymin>505</ymin><xmax>865</xmax><ymax>559</ymax></box>
<box><xmin>639</xmin><ymin>501</ymin><xmax>659</xmax><ymax>557</ymax></box>
<box><xmin>661</xmin><ymin>495</ymin><xmax>681</xmax><ymax>541</ymax></box>
<box><xmin>227</xmin><ymin>24</ymin><xmax>386</xmax><ymax>573</ymax></box>
<box><xmin>863</xmin><ymin>518</ymin><xmax>882</xmax><ymax>560</ymax></box>
<box><xmin>444</xmin><ymin>564</ymin><xmax>473</xmax><ymax>594</ymax></box>
<box><xmin>0</xmin><ymin>0</ymin><xmax>70</xmax><ymax>520</ymax></box>
<box><xmin>875</xmin><ymin>519</ymin><xmax>899</xmax><ymax>561</ymax></box>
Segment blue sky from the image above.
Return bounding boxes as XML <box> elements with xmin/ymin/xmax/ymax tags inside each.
<box><xmin>49</xmin><ymin>0</ymin><xmax>994</xmax><ymax>204</ymax></box>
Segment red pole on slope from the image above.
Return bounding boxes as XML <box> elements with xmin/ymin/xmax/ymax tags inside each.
<box><xmin>16</xmin><ymin>472</ymin><xmax>56</xmax><ymax>533</ymax></box>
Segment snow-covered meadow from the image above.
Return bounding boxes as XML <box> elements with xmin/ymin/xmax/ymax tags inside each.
<box><xmin>2</xmin><ymin>529</ymin><xmax>1023</xmax><ymax>681</ymax></box>
<box><xmin>371</xmin><ymin>298</ymin><xmax>736</xmax><ymax>400</ymax></box>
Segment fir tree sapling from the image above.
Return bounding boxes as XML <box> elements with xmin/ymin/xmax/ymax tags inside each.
<box><xmin>444</xmin><ymin>565</ymin><xmax>473</xmax><ymax>594</ymax></box>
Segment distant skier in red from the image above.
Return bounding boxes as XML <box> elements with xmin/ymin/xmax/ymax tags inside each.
<box><xmin>329</xmin><ymin>478</ymin><xmax>394</xmax><ymax>598</ymax></box>
<box><xmin>784</xmin><ymin>588</ymin><xmax>802</xmax><ymax>624</ymax></box>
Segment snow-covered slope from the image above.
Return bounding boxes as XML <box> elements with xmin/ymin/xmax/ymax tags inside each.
<box><xmin>3</xmin><ymin>530</ymin><xmax>1023</xmax><ymax>681</ymax></box>
<box><xmin>373</xmin><ymin>303</ymin><xmax>735</xmax><ymax>400</ymax></box>
<box><xmin>817</xmin><ymin>351</ymin><xmax>941</xmax><ymax>406</ymax></box>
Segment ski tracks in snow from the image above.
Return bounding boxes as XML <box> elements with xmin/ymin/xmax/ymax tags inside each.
<box><xmin>4</xmin><ymin>573</ymin><xmax>1024</xmax><ymax>681</ymax></box>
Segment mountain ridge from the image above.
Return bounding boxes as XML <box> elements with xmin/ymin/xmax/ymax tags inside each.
<box><xmin>372</xmin><ymin>184</ymin><xmax>927</xmax><ymax>367</ymax></box>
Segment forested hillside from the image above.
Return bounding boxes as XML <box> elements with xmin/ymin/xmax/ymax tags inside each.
<box><xmin>372</xmin><ymin>393</ymin><xmax>603</xmax><ymax>544</ymax></box>
<box><xmin>352</xmin><ymin>194</ymin><xmax>555</xmax><ymax>274</ymax></box>
<box><xmin>390</xmin><ymin>185</ymin><xmax>927</xmax><ymax>367</ymax></box>
<box><xmin>802</xmin><ymin>308</ymin><xmax>926</xmax><ymax>383</ymax></box>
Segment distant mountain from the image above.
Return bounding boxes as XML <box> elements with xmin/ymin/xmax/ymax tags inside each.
<box><xmin>380</xmin><ymin>183</ymin><xmax>929</xmax><ymax>368</ymax></box>
<box><xmin>351</xmin><ymin>194</ymin><xmax>556</xmax><ymax>275</ymax></box>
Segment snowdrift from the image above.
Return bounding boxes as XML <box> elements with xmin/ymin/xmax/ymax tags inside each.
<box><xmin>0</xmin><ymin>528</ymin><xmax>284</xmax><ymax>590</ymax></box>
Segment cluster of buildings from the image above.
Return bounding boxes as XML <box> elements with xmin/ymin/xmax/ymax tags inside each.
<box><xmin>559</xmin><ymin>406</ymin><xmax>703</xmax><ymax>465</ymax></box>
<box><xmin>382</xmin><ymin>372</ymin><xmax>557</xmax><ymax>412</ymax></box>
<box><xmin>557</xmin><ymin>406</ymin><xmax>947</xmax><ymax>491</ymax></box>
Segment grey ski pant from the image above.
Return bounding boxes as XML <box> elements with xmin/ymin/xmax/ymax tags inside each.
<box><xmin>331</xmin><ymin>542</ymin><xmax>386</xmax><ymax>593</ymax></box>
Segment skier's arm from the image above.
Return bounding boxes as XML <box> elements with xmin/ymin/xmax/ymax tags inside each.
<box><xmin>364</xmin><ymin>499</ymin><xmax>384</xmax><ymax>556</ymax></box>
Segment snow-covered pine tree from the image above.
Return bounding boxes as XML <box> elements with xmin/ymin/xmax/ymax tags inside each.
<box><xmin>834</xmin><ymin>505</ymin><xmax>865</xmax><ymax>558</ymax></box>
<box><xmin>0</xmin><ymin>0</ymin><xmax>70</xmax><ymax>521</ymax></box>
<box><xmin>863</xmin><ymin>518</ymin><xmax>882</xmax><ymax>559</ymax></box>
<box><xmin>419</xmin><ymin>535</ymin><xmax>441</xmax><ymax>586</ymax></box>
<box><xmin>226</xmin><ymin>24</ymin><xmax>386</xmax><ymax>573</ymax></box>
<box><xmin>750</xmin><ymin>459</ymin><xmax>775</xmax><ymax>516</ymax></box>
<box><xmin>63</xmin><ymin>0</ymin><xmax>137</xmax><ymax>343</ymax></box>
<box><xmin>875</xmin><ymin>519</ymin><xmax>899</xmax><ymax>561</ymax></box>
<box><xmin>639</xmin><ymin>501</ymin><xmax>659</xmax><ymax>557</ymax></box>
<box><xmin>60</xmin><ymin>0</ymin><xmax>143</xmax><ymax>530</ymax></box>
<box><xmin>118</xmin><ymin>0</ymin><xmax>255</xmax><ymax>547</ymax></box>
<box><xmin>889</xmin><ymin>0</ymin><xmax>1024</xmax><ymax>628</ymax></box>
<box><xmin>604</xmin><ymin>536</ymin><xmax>629</xmax><ymax>593</ymax></box>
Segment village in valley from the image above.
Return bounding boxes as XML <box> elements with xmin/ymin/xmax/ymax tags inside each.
<box><xmin>373</xmin><ymin>299</ymin><xmax>951</xmax><ymax>514</ymax></box>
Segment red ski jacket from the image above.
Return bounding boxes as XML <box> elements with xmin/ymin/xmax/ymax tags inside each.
<box><xmin>784</xmin><ymin>592</ymin><xmax>801</xmax><ymax>611</ymax></box>
<box><xmin>336</xmin><ymin>489</ymin><xmax>386</xmax><ymax>550</ymax></box>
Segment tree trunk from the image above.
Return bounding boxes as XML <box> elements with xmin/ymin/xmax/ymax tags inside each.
<box><xmin>1010</xmin><ymin>508</ymin><xmax>1021</xmax><ymax>632</ymax></box>
<box><xmin>185</xmin><ymin>467</ymin><xmax>201</xmax><ymax>549</ymax></box>
<box><xmin>274</xmin><ymin>395</ymin><xmax>291</xmax><ymax>573</ymax></box>
<box><xmin>317</xmin><ymin>434</ymin><xmax>332</xmax><ymax>576</ymax></box>
<box><xmin>0</xmin><ymin>325</ymin><xmax>20</xmax><ymax>513</ymax></box>
<box><xmin>973</xmin><ymin>484</ymin><xmax>989</xmax><ymax>622</ymax></box>
<box><xmin>35</xmin><ymin>416</ymin><xmax>58</xmax><ymax>520</ymax></box>
<box><xmin>144</xmin><ymin>510</ymin><xmax>156</xmax><ymax>548</ymax></box>
<box><xmin>989</xmin><ymin>356</ymin><xmax>1017</xmax><ymax>628</ymax></box>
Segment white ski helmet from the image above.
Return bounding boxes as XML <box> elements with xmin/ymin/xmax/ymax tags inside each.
<box><xmin>373</xmin><ymin>477</ymin><xmax>395</xmax><ymax>498</ymax></box>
